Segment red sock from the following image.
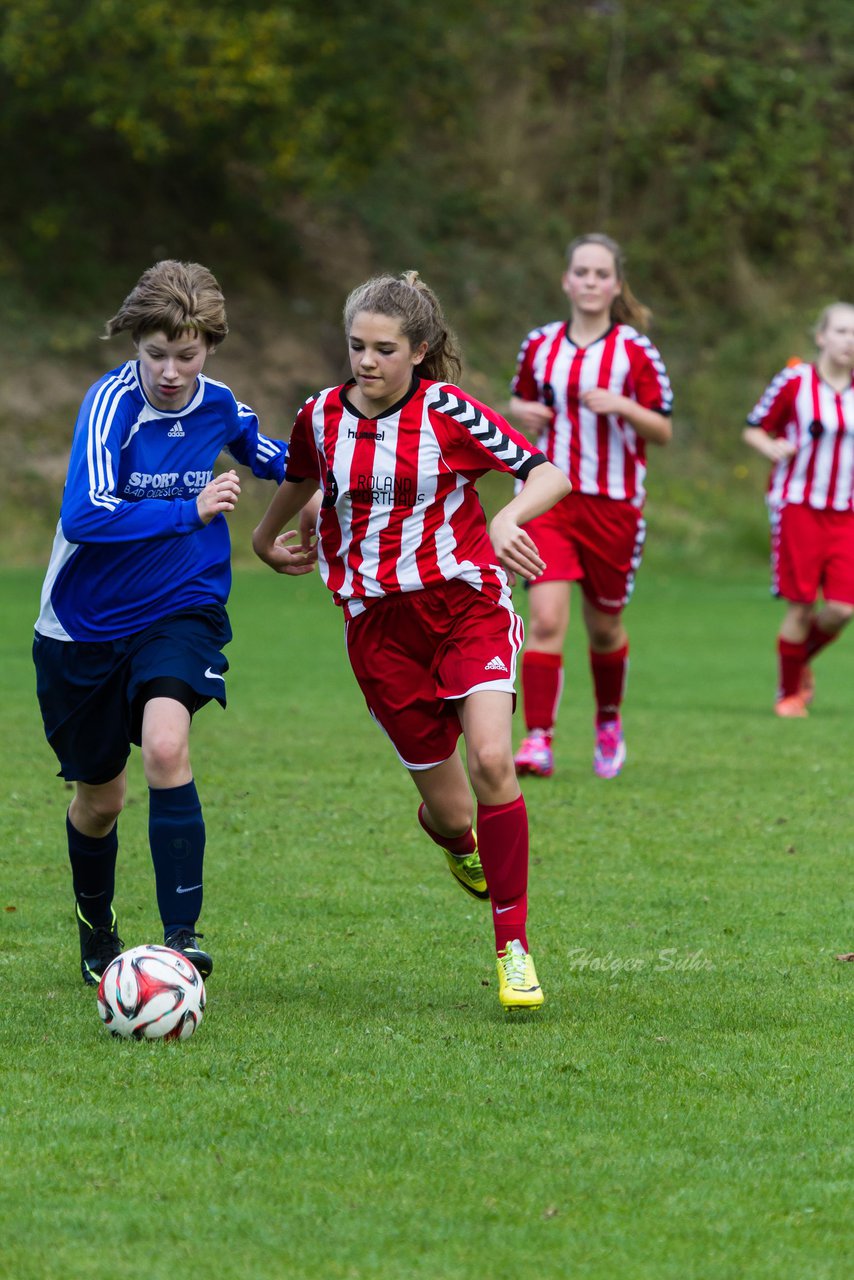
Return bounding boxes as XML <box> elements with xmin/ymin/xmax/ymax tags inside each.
<box><xmin>805</xmin><ymin>620</ymin><xmax>837</xmax><ymax>660</ymax></box>
<box><xmin>521</xmin><ymin>650</ymin><xmax>562</xmax><ymax>734</ymax></box>
<box><xmin>417</xmin><ymin>803</ymin><xmax>476</xmax><ymax>857</ymax></box>
<box><xmin>777</xmin><ymin>637</ymin><xmax>808</xmax><ymax>698</ymax></box>
<box><xmin>477</xmin><ymin>795</ymin><xmax>528</xmax><ymax>952</ymax></box>
<box><xmin>590</xmin><ymin>644</ymin><xmax>628</xmax><ymax>725</ymax></box>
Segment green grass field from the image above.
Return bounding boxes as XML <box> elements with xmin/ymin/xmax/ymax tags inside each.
<box><xmin>1</xmin><ymin>561</ymin><xmax>853</xmax><ymax>1280</ymax></box>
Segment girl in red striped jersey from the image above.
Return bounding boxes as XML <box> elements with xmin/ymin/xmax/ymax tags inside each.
<box><xmin>509</xmin><ymin>234</ymin><xmax>673</xmax><ymax>780</ymax></box>
<box><xmin>253</xmin><ymin>272</ymin><xmax>570</xmax><ymax>1010</ymax></box>
<box><xmin>743</xmin><ymin>302</ymin><xmax>854</xmax><ymax>717</ymax></box>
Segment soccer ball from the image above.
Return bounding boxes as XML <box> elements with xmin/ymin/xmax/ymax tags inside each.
<box><xmin>97</xmin><ymin>944</ymin><xmax>206</xmax><ymax>1041</ymax></box>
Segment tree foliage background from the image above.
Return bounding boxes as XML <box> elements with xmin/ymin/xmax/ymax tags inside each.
<box><xmin>2</xmin><ymin>0</ymin><xmax>853</xmax><ymax>557</ymax></box>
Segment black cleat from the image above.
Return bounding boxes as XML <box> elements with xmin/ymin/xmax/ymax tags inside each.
<box><xmin>76</xmin><ymin>902</ymin><xmax>123</xmax><ymax>986</ymax></box>
<box><xmin>164</xmin><ymin>929</ymin><xmax>213</xmax><ymax>979</ymax></box>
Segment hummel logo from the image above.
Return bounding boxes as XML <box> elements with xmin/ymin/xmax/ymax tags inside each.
<box><xmin>176</xmin><ymin>884</ymin><xmax>203</xmax><ymax>894</ymax></box>
<box><xmin>167</xmin><ymin>422</ymin><xmax>185</xmax><ymax>437</ymax></box>
<box><xmin>485</xmin><ymin>656</ymin><xmax>508</xmax><ymax>672</ymax></box>
<box><xmin>204</xmin><ymin>667</ymin><xmax>224</xmax><ymax>681</ymax></box>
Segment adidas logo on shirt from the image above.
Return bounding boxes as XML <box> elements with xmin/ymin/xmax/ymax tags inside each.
<box><xmin>167</xmin><ymin>422</ymin><xmax>185</xmax><ymax>438</ymax></box>
<box><xmin>485</xmin><ymin>656</ymin><xmax>508</xmax><ymax>672</ymax></box>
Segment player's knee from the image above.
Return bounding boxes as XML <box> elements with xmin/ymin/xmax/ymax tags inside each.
<box><xmin>74</xmin><ymin>784</ymin><xmax>125</xmax><ymax>831</ymax></box>
<box><xmin>87</xmin><ymin>798</ymin><xmax>123</xmax><ymax>829</ymax></box>
<box><xmin>141</xmin><ymin>732</ymin><xmax>190</xmax><ymax>783</ymax></box>
<box><xmin>826</xmin><ymin>601</ymin><xmax>854</xmax><ymax>628</ymax></box>
<box><xmin>786</xmin><ymin>602</ymin><xmax>813</xmax><ymax>628</ymax></box>
<box><xmin>529</xmin><ymin>614</ymin><xmax>564</xmax><ymax>647</ymax></box>
<box><xmin>421</xmin><ymin>797</ymin><xmax>473</xmax><ymax>836</ymax></box>
<box><xmin>468</xmin><ymin>740</ymin><xmax>515</xmax><ymax>792</ymax></box>
<box><xmin>586</xmin><ymin>607</ymin><xmax>624</xmax><ymax>648</ymax></box>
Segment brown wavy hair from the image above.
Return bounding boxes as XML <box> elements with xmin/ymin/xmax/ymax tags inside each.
<box><xmin>104</xmin><ymin>260</ymin><xmax>229</xmax><ymax>347</ymax></box>
<box><xmin>343</xmin><ymin>271</ymin><xmax>462</xmax><ymax>383</ymax></box>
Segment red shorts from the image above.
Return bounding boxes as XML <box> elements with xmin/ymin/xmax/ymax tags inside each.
<box><xmin>772</xmin><ymin>502</ymin><xmax>854</xmax><ymax>604</ymax></box>
<box><xmin>344</xmin><ymin>579</ymin><xmax>524</xmax><ymax>770</ymax></box>
<box><xmin>524</xmin><ymin>492</ymin><xmax>645</xmax><ymax>614</ymax></box>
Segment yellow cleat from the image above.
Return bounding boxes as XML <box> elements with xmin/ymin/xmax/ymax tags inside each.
<box><xmin>496</xmin><ymin>939</ymin><xmax>544</xmax><ymax>1010</ymax></box>
<box><xmin>445</xmin><ymin>839</ymin><xmax>489</xmax><ymax>900</ymax></box>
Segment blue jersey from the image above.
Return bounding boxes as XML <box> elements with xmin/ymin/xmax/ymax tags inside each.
<box><xmin>36</xmin><ymin>360</ymin><xmax>287</xmax><ymax>642</ymax></box>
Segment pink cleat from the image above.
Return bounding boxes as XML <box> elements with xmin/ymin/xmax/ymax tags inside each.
<box><xmin>593</xmin><ymin>718</ymin><xmax>626</xmax><ymax>779</ymax></box>
<box><xmin>775</xmin><ymin>693</ymin><xmax>809</xmax><ymax>718</ymax></box>
<box><xmin>514</xmin><ymin>730</ymin><xmax>554</xmax><ymax>778</ymax></box>
<box><xmin>799</xmin><ymin>664</ymin><xmax>815</xmax><ymax>706</ymax></box>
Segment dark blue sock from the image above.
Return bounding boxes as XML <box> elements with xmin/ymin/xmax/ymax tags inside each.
<box><xmin>148</xmin><ymin>780</ymin><xmax>205</xmax><ymax>936</ymax></box>
<box><xmin>67</xmin><ymin>813</ymin><xmax>117</xmax><ymax>928</ymax></box>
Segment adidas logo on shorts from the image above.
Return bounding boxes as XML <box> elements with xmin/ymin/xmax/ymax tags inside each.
<box><xmin>485</xmin><ymin>656</ymin><xmax>508</xmax><ymax>672</ymax></box>
<box><xmin>167</xmin><ymin>422</ymin><xmax>185</xmax><ymax>438</ymax></box>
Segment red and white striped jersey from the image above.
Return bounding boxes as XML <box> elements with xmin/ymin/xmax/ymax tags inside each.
<box><xmin>285</xmin><ymin>377</ymin><xmax>547</xmax><ymax>616</ymax></box>
<box><xmin>511</xmin><ymin>321</ymin><xmax>672</xmax><ymax>506</ymax></box>
<box><xmin>747</xmin><ymin>362</ymin><xmax>854</xmax><ymax>511</ymax></box>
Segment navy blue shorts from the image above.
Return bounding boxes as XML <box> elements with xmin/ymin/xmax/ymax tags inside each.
<box><xmin>33</xmin><ymin>604</ymin><xmax>232</xmax><ymax>785</ymax></box>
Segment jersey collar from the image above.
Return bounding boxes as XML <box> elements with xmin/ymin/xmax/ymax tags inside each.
<box><xmin>340</xmin><ymin>374</ymin><xmax>422</xmax><ymax>421</ymax></box>
<box><xmin>565</xmin><ymin>322</ymin><xmax>616</xmax><ymax>351</ymax></box>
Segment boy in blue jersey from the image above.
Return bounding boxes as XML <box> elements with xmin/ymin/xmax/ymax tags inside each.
<box><xmin>33</xmin><ymin>260</ymin><xmax>316</xmax><ymax>985</ymax></box>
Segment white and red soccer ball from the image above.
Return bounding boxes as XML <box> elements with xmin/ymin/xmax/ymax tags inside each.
<box><xmin>97</xmin><ymin>944</ymin><xmax>206</xmax><ymax>1041</ymax></box>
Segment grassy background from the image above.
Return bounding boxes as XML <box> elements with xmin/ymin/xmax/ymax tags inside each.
<box><xmin>2</xmin><ymin>560</ymin><xmax>853</xmax><ymax>1279</ymax></box>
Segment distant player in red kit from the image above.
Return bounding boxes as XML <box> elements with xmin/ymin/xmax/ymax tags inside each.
<box><xmin>508</xmin><ymin>234</ymin><xmax>673</xmax><ymax>779</ymax></box>
<box><xmin>253</xmin><ymin>272</ymin><xmax>570</xmax><ymax>1010</ymax></box>
<box><xmin>743</xmin><ymin>302</ymin><xmax>854</xmax><ymax>716</ymax></box>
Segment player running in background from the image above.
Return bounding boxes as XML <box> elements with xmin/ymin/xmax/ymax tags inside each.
<box><xmin>508</xmin><ymin>233</ymin><xmax>673</xmax><ymax>780</ymax></box>
<box><xmin>253</xmin><ymin>271</ymin><xmax>570</xmax><ymax>1010</ymax></box>
<box><xmin>742</xmin><ymin>302</ymin><xmax>854</xmax><ymax>716</ymax></box>
<box><xmin>33</xmin><ymin>260</ymin><xmax>314</xmax><ymax>986</ymax></box>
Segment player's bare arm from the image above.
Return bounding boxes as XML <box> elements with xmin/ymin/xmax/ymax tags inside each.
<box><xmin>508</xmin><ymin>395</ymin><xmax>555</xmax><ymax>439</ymax></box>
<box><xmin>252</xmin><ymin>477</ymin><xmax>320</xmax><ymax>575</ymax></box>
<box><xmin>489</xmin><ymin>461</ymin><xmax>571</xmax><ymax>581</ymax></box>
<box><xmin>742</xmin><ymin>425</ymin><xmax>797</xmax><ymax>463</ymax></box>
<box><xmin>299</xmin><ymin>489</ymin><xmax>323</xmax><ymax>551</ymax></box>
<box><xmin>580</xmin><ymin>389</ymin><xmax>672</xmax><ymax>445</ymax></box>
<box><xmin>490</xmin><ymin>515</ymin><xmax>545</xmax><ymax>581</ymax></box>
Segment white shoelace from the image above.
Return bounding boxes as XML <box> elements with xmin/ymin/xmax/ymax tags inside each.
<box><xmin>500</xmin><ymin>940</ymin><xmax>528</xmax><ymax>985</ymax></box>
